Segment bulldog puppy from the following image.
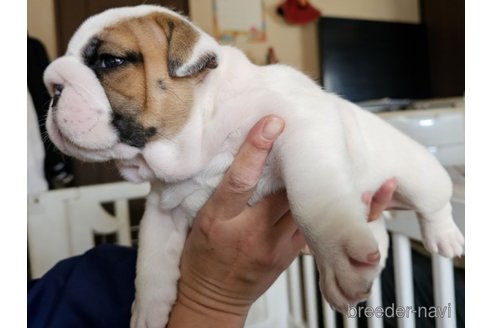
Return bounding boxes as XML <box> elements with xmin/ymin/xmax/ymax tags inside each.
<box><xmin>44</xmin><ymin>5</ymin><xmax>464</xmax><ymax>327</ymax></box>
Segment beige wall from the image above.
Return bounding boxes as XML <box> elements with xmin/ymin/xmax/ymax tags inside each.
<box><xmin>190</xmin><ymin>0</ymin><xmax>420</xmax><ymax>81</ymax></box>
<box><xmin>27</xmin><ymin>0</ymin><xmax>420</xmax><ymax>77</ymax></box>
<box><xmin>27</xmin><ymin>0</ymin><xmax>57</xmax><ymax>60</ymax></box>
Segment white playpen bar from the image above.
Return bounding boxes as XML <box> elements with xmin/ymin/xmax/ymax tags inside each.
<box><xmin>28</xmin><ymin>182</ymin><xmax>151</xmax><ymax>278</ymax></box>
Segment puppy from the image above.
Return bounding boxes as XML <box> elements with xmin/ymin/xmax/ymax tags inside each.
<box><xmin>43</xmin><ymin>5</ymin><xmax>464</xmax><ymax>327</ymax></box>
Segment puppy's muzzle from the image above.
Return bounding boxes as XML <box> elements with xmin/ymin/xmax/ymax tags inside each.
<box><xmin>43</xmin><ymin>56</ymin><xmax>119</xmax><ymax>150</ymax></box>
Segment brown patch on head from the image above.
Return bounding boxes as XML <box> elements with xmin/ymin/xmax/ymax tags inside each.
<box><xmin>82</xmin><ymin>12</ymin><xmax>217</xmax><ymax>147</ymax></box>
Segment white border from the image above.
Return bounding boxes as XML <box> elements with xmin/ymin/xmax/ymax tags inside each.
<box><xmin>466</xmin><ymin>0</ymin><xmax>491</xmax><ymax>325</ymax></box>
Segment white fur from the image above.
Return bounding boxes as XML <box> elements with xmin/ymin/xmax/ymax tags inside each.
<box><xmin>44</xmin><ymin>5</ymin><xmax>464</xmax><ymax>327</ymax></box>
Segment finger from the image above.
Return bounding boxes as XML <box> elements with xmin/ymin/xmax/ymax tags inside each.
<box><xmin>362</xmin><ymin>192</ymin><xmax>373</xmax><ymax>205</ymax></box>
<box><xmin>247</xmin><ymin>190</ymin><xmax>290</xmax><ymax>226</ymax></box>
<box><xmin>206</xmin><ymin>116</ymin><xmax>285</xmax><ymax>219</ymax></box>
<box><xmin>300</xmin><ymin>243</ymin><xmax>312</xmax><ymax>255</ymax></box>
<box><xmin>368</xmin><ymin>178</ymin><xmax>398</xmax><ymax>221</ymax></box>
<box><xmin>272</xmin><ymin>211</ymin><xmax>298</xmax><ymax>238</ymax></box>
<box><xmin>292</xmin><ymin>229</ymin><xmax>307</xmax><ymax>253</ymax></box>
<box><xmin>272</xmin><ymin>214</ymin><xmax>306</xmax><ymax>263</ymax></box>
<box><xmin>274</xmin><ymin>229</ymin><xmax>306</xmax><ymax>273</ymax></box>
<box><xmin>362</xmin><ymin>192</ymin><xmax>374</xmax><ymax>222</ymax></box>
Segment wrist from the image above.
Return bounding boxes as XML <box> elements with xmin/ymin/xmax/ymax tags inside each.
<box><xmin>167</xmin><ymin>277</ymin><xmax>251</xmax><ymax>328</ymax></box>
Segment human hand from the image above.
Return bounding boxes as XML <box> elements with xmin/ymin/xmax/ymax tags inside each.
<box><xmin>362</xmin><ymin>178</ymin><xmax>398</xmax><ymax>222</ymax></box>
<box><xmin>167</xmin><ymin>115</ymin><xmax>300</xmax><ymax>327</ymax></box>
<box><xmin>167</xmin><ymin>115</ymin><xmax>398</xmax><ymax>327</ymax></box>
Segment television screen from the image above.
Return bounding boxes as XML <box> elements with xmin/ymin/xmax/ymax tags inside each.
<box><xmin>318</xmin><ymin>17</ymin><xmax>431</xmax><ymax>104</ymax></box>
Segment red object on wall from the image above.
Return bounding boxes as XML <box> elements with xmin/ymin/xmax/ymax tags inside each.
<box><xmin>277</xmin><ymin>0</ymin><xmax>321</xmax><ymax>25</ymax></box>
<box><xmin>267</xmin><ymin>47</ymin><xmax>279</xmax><ymax>64</ymax></box>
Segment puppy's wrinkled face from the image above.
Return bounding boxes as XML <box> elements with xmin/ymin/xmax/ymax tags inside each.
<box><xmin>86</xmin><ymin>14</ymin><xmax>199</xmax><ymax>147</ymax></box>
<box><xmin>44</xmin><ymin>6</ymin><xmax>218</xmax><ymax>162</ymax></box>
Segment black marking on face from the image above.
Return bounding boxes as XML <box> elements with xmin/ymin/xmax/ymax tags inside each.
<box><xmin>83</xmin><ymin>37</ymin><xmax>102</xmax><ymax>68</ymax></box>
<box><xmin>145</xmin><ymin>127</ymin><xmax>157</xmax><ymax>138</ymax></box>
<box><xmin>205</xmin><ymin>55</ymin><xmax>218</xmax><ymax>69</ymax></box>
<box><xmin>125</xmin><ymin>51</ymin><xmax>143</xmax><ymax>64</ymax></box>
<box><xmin>111</xmin><ymin>112</ymin><xmax>148</xmax><ymax>148</ymax></box>
<box><xmin>82</xmin><ymin>37</ymin><xmax>143</xmax><ymax>77</ymax></box>
<box><xmin>157</xmin><ymin>79</ymin><xmax>166</xmax><ymax>90</ymax></box>
<box><xmin>168</xmin><ymin>59</ymin><xmax>183</xmax><ymax>77</ymax></box>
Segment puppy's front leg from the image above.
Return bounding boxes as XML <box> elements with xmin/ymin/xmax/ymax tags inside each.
<box><xmin>131</xmin><ymin>188</ymin><xmax>188</xmax><ymax>328</ymax></box>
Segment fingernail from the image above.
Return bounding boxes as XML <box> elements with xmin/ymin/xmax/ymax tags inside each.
<box><xmin>262</xmin><ymin>117</ymin><xmax>284</xmax><ymax>140</ymax></box>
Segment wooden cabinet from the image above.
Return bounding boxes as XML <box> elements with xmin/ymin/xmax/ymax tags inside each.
<box><xmin>55</xmin><ymin>0</ymin><xmax>189</xmax><ymax>56</ymax></box>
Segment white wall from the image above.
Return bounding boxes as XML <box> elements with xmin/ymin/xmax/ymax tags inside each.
<box><xmin>190</xmin><ymin>0</ymin><xmax>420</xmax><ymax>81</ymax></box>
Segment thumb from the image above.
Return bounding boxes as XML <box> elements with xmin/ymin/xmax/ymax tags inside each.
<box><xmin>204</xmin><ymin>116</ymin><xmax>285</xmax><ymax>220</ymax></box>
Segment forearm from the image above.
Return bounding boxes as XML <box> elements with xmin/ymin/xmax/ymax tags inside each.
<box><xmin>167</xmin><ymin>280</ymin><xmax>249</xmax><ymax>328</ymax></box>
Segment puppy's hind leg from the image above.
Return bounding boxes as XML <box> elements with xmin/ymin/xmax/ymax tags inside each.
<box><xmin>277</xmin><ymin>127</ymin><xmax>381</xmax><ymax>312</ymax></box>
<box><xmin>395</xmin><ymin>166</ymin><xmax>464</xmax><ymax>258</ymax></box>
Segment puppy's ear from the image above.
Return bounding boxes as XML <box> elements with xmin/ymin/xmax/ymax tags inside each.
<box><xmin>159</xmin><ymin>16</ymin><xmax>219</xmax><ymax>78</ymax></box>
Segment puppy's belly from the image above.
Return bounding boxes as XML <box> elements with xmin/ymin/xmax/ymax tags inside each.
<box><xmin>160</xmin><ymin>150</ymin><xmax>284</xmax><ymax>223</ymax></box>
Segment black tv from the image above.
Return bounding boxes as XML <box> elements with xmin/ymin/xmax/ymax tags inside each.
<box><xmin>318</xmin><ymin>17</ymin><xmax>431</xmax><ymax>104</ymax></box>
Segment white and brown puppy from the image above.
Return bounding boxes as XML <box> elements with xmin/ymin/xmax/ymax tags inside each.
<box><xmin>44</xmin><ymin>5</ymin><xmax>464</xmax><ymax>327</ymax></box>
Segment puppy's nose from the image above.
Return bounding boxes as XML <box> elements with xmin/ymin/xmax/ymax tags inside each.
<box><xmin>51</xmin><ymin>84</ymin><xmax>64</xmax><ymax>109</ymax></box>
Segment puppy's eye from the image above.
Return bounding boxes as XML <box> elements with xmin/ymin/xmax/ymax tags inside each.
<box><xmin>99</xmin><ymin>54</ymin><xmax>126</xmax><ymax>69</ymax></box>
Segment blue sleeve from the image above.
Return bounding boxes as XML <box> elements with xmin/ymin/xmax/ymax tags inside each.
<box><xmin>28</xmin><ymin>245</ymin><xmax>137</xmax><ymax>328</ymax></box>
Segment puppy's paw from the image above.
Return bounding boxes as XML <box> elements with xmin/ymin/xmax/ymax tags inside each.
<box><xmin>421</xmin><ymin>219</ymin><xmax>464</xmax><ymax>258</ymax></box>
<box><xmin>130</xmin><ymin>297</ymin><xmax>173</xmax><ymax>328</ymax></box>
<box><xmin>316</xmin><ymin>235</ymin><xmax>382</xmax><ymax>313</ymax></box>
<box><xmin>419</xmin><ymin>203</ymin><xmax>464</xmax><ymax>258</ymax></box>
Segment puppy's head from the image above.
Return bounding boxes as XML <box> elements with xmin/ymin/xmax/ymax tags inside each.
<box><xmin>44</xmin><ymin>5</ymin><xmax>219</xmax><ymax>162</ymax></box>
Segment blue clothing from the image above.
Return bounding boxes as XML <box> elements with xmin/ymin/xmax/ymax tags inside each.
<box><xmin>28</xmin><ymin>245</ymin><xmax>137</xmax><ymax>328</ymax></box>
<box><xmin>27</xmin><ymin>244</ymin><xmax>464</xmax><ymax>328</ymax></box>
